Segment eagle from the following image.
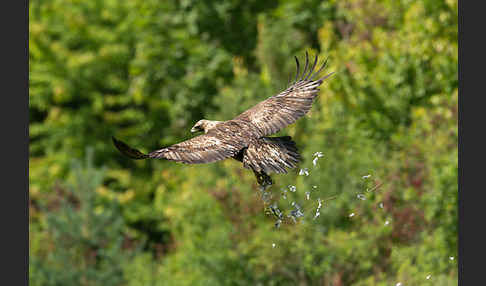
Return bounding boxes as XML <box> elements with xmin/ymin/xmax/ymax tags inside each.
<box><xmin>113</xmin><ymin>52</ymin><xmax>334</xmax><ymax>189</ymax></box>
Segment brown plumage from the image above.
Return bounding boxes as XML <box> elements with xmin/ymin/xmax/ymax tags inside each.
<box><xmin>113</xmin><ymin>52</ymin><xmax>334</xmax><ymax>188</ymax></box>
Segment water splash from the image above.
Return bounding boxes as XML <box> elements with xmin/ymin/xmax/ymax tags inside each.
<box><xmin>288</xmin><ymin>202</ymin><xmax>304</xmax><ymax>222</ymax></box>
<box><xmin>313</xmin><ymin>198</ymin><xmax>323</xmax><ymax>220</ymax></box>
<box><xmin>269</xmin><ymin>203</ymin><xmax>283</xmax><ymax>219</ymax></box>
<box><xmin>312</xmin><ymin>152</ymin><xmax>324</xmax><ymax>166</ymax></box>
<box><xmin>291</xmin><ymin>209</ymin><xmax>304</xmax><ymax>218</ymax></box>
<box><xmin>299</xmin><ymin>168</ymin><xmax>309</xmax><ymax>176</ymax></box>
<box><xmin>313</xmin><ymin>152</ymin><xmax>324</xmax><ymax>158</ymax></box>
<box><xmin>260</xmin><ymin>190</ymin><xmax>272</xmax><ymax>203</ymax></box>
<box><xmin>291</xmin><ymin>202</ymin><xmax>303</xmax><ymax>214</ymax></box>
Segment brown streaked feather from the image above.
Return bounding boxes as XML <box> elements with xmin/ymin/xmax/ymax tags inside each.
<box><xmin>234</xmin><ymin>53</ymin><xmax>334</xmax><ymax>136</ymax></box>
<box><xmin>114</xmin><ymin>53</ymin><xmax>330</xmax><ymax>182</ymax></box>
<box><xmin>114</xmin><ymin>120</ymin><xmax>256</xmax><ymax>164</ymax></box>
<box><xmin>243</xmin><ymin>136</ymin><xmax>301</xmax><ymax>174</ymax></box>
<box><xmin>149</xmin><ymin>134</ymin><xmax>233</xmax><ymax>164</ymax></box>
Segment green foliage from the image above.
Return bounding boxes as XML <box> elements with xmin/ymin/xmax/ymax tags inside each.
<box><xmin>30</xmin><ymin>0</ymin><xmax>457</xmax><ymax>285</ymax></box>
<box><xmin>30</xmin><ymin>149</ymin><xmax>139</xmax><ymax>286</ymax></box>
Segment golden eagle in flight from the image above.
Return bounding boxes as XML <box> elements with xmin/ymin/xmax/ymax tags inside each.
<box><xmin>113</xmin><ymin>52</ymin><xmax>334</xmax><ymax>188</ymax></box>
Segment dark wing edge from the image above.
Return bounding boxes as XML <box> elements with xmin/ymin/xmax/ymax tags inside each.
<box><xmin>234</xmin><ymin>52</ymin><xmax>334</xmax><ymax>136</ymax></box>
<box><xmin>112</xmin><ymin>136</ymin><xmax>150</xmax><ymax>159</ymax></box>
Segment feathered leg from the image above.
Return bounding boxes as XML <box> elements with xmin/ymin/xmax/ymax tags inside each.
<box><xmin>252</xmin><ymin>169</ymin><xmax>273</xmax><ymax>191</ymax></box>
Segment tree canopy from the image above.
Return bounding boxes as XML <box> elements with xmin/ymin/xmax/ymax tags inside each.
<box><xmin>30</xmin><ymin>0</ymin><xmax>457</xmax><ymax>285</ymax></box>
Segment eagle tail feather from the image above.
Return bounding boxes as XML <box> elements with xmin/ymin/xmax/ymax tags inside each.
<box><xmin>243</xmin><ymin>136</ymin><xmax>301</xmax><ymax>175</ymax></box>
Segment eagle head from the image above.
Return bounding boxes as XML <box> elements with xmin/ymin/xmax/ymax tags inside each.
<box><xmin>191</xmin><ymin>120</ymin><xmax>221</xmax><ymax>133</ymax></box>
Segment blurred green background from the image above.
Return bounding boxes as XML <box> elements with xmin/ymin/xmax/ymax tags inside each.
<box><xmin>29</xmin><ymin>0</ymin><xmax>458</xmax><ymax>285</ymax></box>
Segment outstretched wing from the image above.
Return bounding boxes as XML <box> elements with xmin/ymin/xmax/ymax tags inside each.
<box><xmin>113</xmin><ymin>131</ymin><xmax>242</xmax><ymax>164</ymax></box>
<box><xmin>234</xmin><ymin>52</ymin><xmax>334</xmax><ymax>136</ymax></box>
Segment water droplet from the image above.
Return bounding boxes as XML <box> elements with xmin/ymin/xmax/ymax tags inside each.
<box><xmin>291</xmin><ymin>209</ymin><xmax>304</xmax><ymax>218</ymax></box>
<box><xmin>281</xmin><ymin>189</ymin><xmax>287</xmax><ymax>199</ymax></box>
<box><xmin>349</xmin><ymin>213</ymin><xmax>355</xmax><ymax>218</ymax></box>
<box><xmin>269</xmin><ymin>203</ymin><xmax>283</xmax><ymax>220</ymax></box>
<box><xmin>449</xmin><ymin>256</ymin><xmax>454</xmax><ymax>261</ymax></box>
<box><xmin>289</xmin><ymin>202</ymin><xmax>304</xmax><ymax>220</ymax></box>
<box><xmin>313</xmin><ymin>198</ymin><xmax>322</xmax><ymax>220</ymax></box>
<box><xmin>291</xmin><ymin>202</ymin><xmax>302</xmax><ymax>211</ymax></box>
<box><xmin>299</xmin><ymin>168</ymin><xmax>309</xmax><ymax>176</ymax></box>
<box><xmin>357</xmin><ymin>194</ymin><xmax>366</xmax><ymax>200</ymax></box>
<box><xmin>313</xmin><ymin>152</ymin><xmax>324</xmax><ymax>158</ymax></box>
<box><xmin>272</xmin><ymin>243</ymin><xmax>276</xmax><ymax>248</ymax></box>
<box><xmin>260</xmin><ymin>190</ymin><xmax>272</xmax><ymax>203</ymax></box>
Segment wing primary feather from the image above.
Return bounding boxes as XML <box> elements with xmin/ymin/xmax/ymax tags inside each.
<box><xmin>294</xmin><ymin>56</ymin><xmax>300</xmax><ymax>83</ymax></box>
<box><xmin>304</xmin><ymin>54</ymin><xmax>319</xmax><ymax>81</ymax></box>
<box><xmin>318</xmin><ymin>71</ymin><xmax>335</xmax><ymax>82</ymax></box>
<box><xmin>234</xmin><ymin>54</ymin><xmax>334</xmax><ymax>137</ymax></box>
<box><xmin>309</xmin><ymin>57</ymin><xmax>329</xmax><ymax>81</ymax></box>
<box><xmin>112</xmin><ymin>136</ymin><xmax>150</xmax><ymax>160</ymax></box>
<box><xmin>300</xmin><ymin>51</ymin><xmax>309</xmax><ymax>81</ymax></box>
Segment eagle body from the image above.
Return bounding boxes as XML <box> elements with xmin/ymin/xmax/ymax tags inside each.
<box><xmin>113</xmin><ymin>52</ymin><xmax>333</xmax><ymax>188</ymax></box>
